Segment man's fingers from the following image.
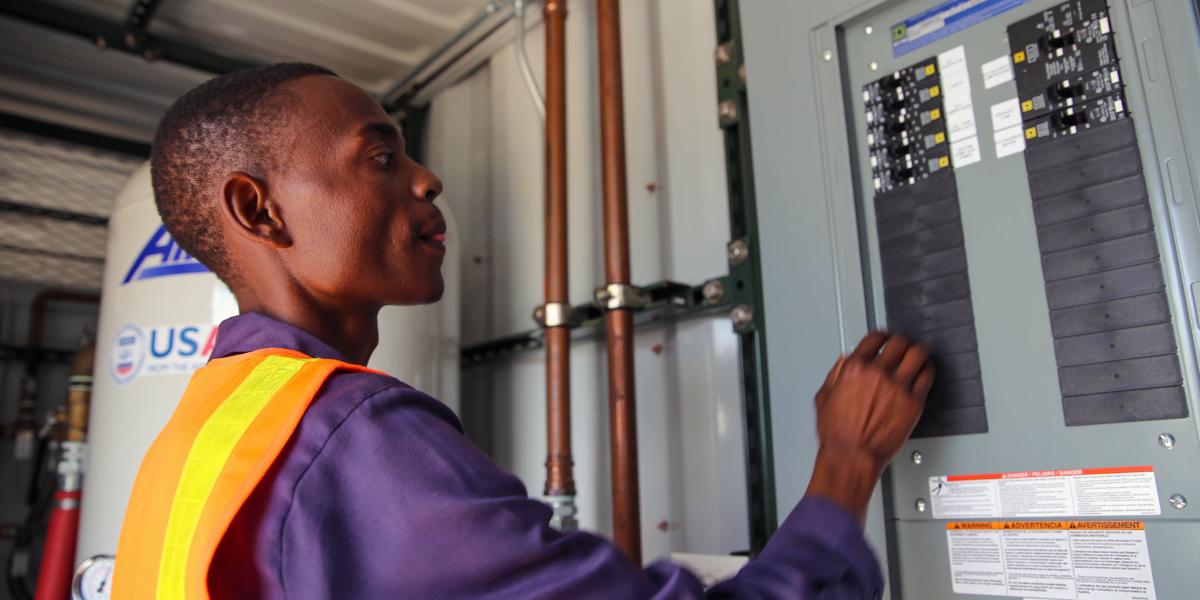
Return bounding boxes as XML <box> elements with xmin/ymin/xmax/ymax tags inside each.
<box><xmin>816</xmin><ymin>354</ymin><xmax>847</xmax><ymax>407</ymax></box>
<box><xmin>876</xmin><ymin>335</ymin><xmax>912</xmax><ymax>371</ymax></box>
<box><xmin>895</xmin><ymin>342</ymin><xmax>931</xmax><ymax>387</ymax></box>
<box><xmin>912</xmin><ymin>363</ymin><xmax>935</xmax><ymax>401</ymax></box>
<box><xmin>849</xmin><ymin>331</ymin><xmax>889</xmax><ymax>362</ymax></box>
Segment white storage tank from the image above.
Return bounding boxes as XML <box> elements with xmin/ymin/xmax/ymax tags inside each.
<box><xmin>76</xmin><ymin>163</ymin><xmax>461</xmax><ymax>563</ymax></box>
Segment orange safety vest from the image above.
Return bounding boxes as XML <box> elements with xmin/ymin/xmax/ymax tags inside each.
<box><xmin>112</xmin><ymin>348</ymin><xmax>378</xmax><ymax>599</ymax></box>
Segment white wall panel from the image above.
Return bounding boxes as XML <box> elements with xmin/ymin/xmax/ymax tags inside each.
<box><xmin>426</xmin><ymin>0</ymin><xmax>749</xmax><ymax>562</ymax></box>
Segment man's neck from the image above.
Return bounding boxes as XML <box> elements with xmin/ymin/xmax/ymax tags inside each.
<box><xmin>235</xmin><ymin>290</ymin><xmax>380</xmax><ymax>365</ymax></box>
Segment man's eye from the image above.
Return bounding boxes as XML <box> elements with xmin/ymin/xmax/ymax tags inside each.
<box><xmin>372</xmin><ymin>151</ymin><xmax>394</xmax><ymax>167</ymax></box>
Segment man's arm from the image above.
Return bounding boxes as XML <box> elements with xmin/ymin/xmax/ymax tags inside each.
<box><xmin>279</xmin><ymin>331</ymin><xmax>928</xmax><ymax>599</ymax></box>
<box><xmin>712</xmin><ymin>332</ymin><xmax>932</xmax><ymax>597</ymax></box>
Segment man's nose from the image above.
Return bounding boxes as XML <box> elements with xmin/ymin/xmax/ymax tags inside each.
<box><xmin>412</xmin><ymin>164</ymin><xmax>444</xmax><ymax>203</ymax></box>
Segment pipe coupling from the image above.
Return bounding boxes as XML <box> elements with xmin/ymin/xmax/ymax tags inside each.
<box><xmin>594</xmin><ymin>283</ymin><xmax>650</xmax><ymax>311</ymax></box>
<box><xmin>546</xmin><ymin>495</ymin><xmax>579</xmax><ymax>532</ymax></box>
<box><xmin>533</xmin><ymin>302</ymin><xmax>574</xmax><ymax>328</ymax></box>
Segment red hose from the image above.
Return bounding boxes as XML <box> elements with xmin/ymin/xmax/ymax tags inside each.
<box><xmin>33</xmin><ymin>490</ymin><xmax>81</xmax><ymax>600</ymax></box>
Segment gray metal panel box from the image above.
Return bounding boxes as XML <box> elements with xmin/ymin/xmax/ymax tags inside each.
<box><xmin>747</xmin><ymin>0</ymin><xmax>1200</xmax><ymax>597</ymax></box>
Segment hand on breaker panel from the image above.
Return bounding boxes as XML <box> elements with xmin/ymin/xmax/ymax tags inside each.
<box><xmin>807</xmin><ymin>332</ymin><xmax>934</xmax><ymax>523</ymax></box>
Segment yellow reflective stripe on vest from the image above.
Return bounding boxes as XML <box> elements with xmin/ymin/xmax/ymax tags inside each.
<box><xmin>156</xmin><ymin>355</ymin><xmax>313</xmax><ymax>599</ymax></box>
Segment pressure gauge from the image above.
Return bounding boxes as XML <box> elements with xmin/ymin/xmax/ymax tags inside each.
<box><xmin>72</xmin><ymin>555</ymin><xmax>115</xmax><ymax>600</ymax></box>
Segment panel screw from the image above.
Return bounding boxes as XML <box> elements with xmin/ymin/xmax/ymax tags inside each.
<box><xmin>727</xmin><ymin>239</ymin><xmax>750</xmax><ymax>266</ymax></box>
<box><xmin>730</xmin><ymin>305</ymin><xmax>753</xmax><ymax>331</ymax></box>
<box><xmin>715</xmin><ymin>42</ymin><xmax>733</xmax><ymax>66</ymax></box>
<box><xmin>870</xmin><ymin>61</ymin><xmax>879</xmax><ymax>71</ymax></box>
<box><xmin>1158</xmin><ymin>433</ymin><xmax>1176</xmax><ymax>450</ymax></box>
<box><xmin>1169</xmin><ymin>494</ymin><xmax>1188</xmax><ymax>510</ymax></box>
<box><xmin>822</xmin><ymin>49</ymin><xmax>833</xmax><ymax>61</ymax></box>
<box><xmin>739</xmin><ymin>64</ymin><xmax>747</xmax><ymax>83</ymax></box>
<box><xmin>911</xmin><ymin>450</ymin><xmax>924</xmax><ymax>465</ymax></box>
<box><xmin>702</xmin><ymin>280</ymin><xmax>726</xmax><ymax>304</ymax></box>
<box><xmin>718</xmin><ymin>100</ymin><xmax>738</xmax><ymax>122</ymax></box>
<box><xmin>865</xmin><ymin>25</ymin><xmax>875</xmax><ymax>35</ymax></box>
<box><xmin>915</xmin><ymin>498</ymin><xmax>928</xmax><ymax>513</ymax></box>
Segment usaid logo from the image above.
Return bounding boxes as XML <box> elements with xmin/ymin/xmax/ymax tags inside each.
<box><xmin>121</xmin><ymin>225</ymin><xmax>210</xmax><ymax>285</ymax></box>
<box><xmin>109</xmin><ymin>323</ymin><xmax>218</xmax><ymax>385</ymax></box>
<box><xmin>111</xmin><ymin>324</ymin><xmax>147</xmax><ymax>385</ymax></box>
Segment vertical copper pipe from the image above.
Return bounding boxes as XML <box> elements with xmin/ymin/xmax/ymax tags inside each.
<box><xmin>596</xmin><ymin>0</ymin><xmax>641</xmax><ymax>564</ymax></box>
<box><xmin>543</xmin><ymin>0</ymin><xmax>575</xmax><ymax>510</ymax></box>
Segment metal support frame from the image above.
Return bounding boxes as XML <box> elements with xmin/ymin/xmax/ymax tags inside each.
<box><xmin>0</xmin><ymin>112</ymin><xmax>150</xmax><ymax>157</ymax></box>
<box><xmin>713</xmin><ymin>0</ymin><xmax>776</xmax><ymax>553</ymax></box>
<box><xmin>462</xmin><ymin>280</ymin><xmax>713</xmax><ymax>366</ymax></box>
<box><xmin>0</xmin><ymin>198</ymin><xmax>108</xmax><ymax>227</ymax></box>
<box><xmin>0</xmin><ymin>0</ymin><xmax>260</xmax><ymax>73</ymax></box>
<box><xmin>382</xmin><ymin>2</ymin><xmax>509</xmax><ymax>111</ymax></box>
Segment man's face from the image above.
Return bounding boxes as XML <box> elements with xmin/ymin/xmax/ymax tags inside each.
<box><xmin>272</xmin><ymin>75</ymin><xmax>446</xmax><ymax>308</ymax></box>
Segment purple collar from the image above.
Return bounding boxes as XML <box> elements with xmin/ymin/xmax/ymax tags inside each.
<box><xmin>210</xmin><ymin>312</ymin><xmax>348</xmax><ymax>363</ymax></box>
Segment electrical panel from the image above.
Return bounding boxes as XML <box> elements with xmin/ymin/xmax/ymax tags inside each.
<box><xmin>817</xmin><ymin>0</ymin><xmax>1200</xmax><ymax>597</ymax></box>
<box><xmin>1007</xmin><ymin>0</ymin><xmax>1187</xmax><ymax>426</ymax></box>
<box><xmin>864</xmin><ymin>61</ymin><xmax>987</xmax><ymax>438</ymax></box>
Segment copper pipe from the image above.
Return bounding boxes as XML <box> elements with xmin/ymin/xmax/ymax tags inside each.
<box><xmin>542</xmin><ymin>0</ymin><xmax>576</xmax><ymax>525</ymax></box>
<box><xmin>596</xmin><ymin>0</ymin><xmax>641</xmax><ymax>564</ymax></box>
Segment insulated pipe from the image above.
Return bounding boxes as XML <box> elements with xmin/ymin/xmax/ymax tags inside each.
<box><xmin>595</xmin><ymin>0</ymin><xmax>641</xmax><ymax>564</ymax></box>
<box><xmin>542</xmin><ymin>0</ymin><xmax>577</xmax><ymax>532</ymax></box>
<box><xmin>514</xmin><ymin>0</ymin><xmax>546</xmax><ymax>120</ymax></box>
<box><xmin>33</xmin><ymin>344</ymin><xmax>93</xmax><ymax>600</ymax></box>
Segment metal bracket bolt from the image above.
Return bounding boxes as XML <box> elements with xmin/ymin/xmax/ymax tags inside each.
<box><xmin>718</xmin><ymin>100</ymin><xmax>738</xmax><ymax>124</ymax></box>
<box><xmin>730</xmin><ymin>304</ymin><xmax>753</xmax><ymax>331</ymax></box>
<box><xmin>1169</xmin><ymin>494</ymin><xmax>1188</xmax><ymax>510</ymax></box>
<box><xmin>727</xmin><ymin>239</ymin><xmax>750</xmax><ymax>266</ymax></box>
<box><xmin>1158</xmin><ymin>433</ymin><xmax>1175</xmax><ymax>450</ymax></box>
<box><xmin>910</xmin><ymin>450</ymin><xmax>924</xmax><ymax>465</ymax></box>
<box><xmin>702</xmin><ymin>280</ymin><xmax>726</xmax><ymax>304</ymax></box>
<box><xmin>533</xmin><ymin>302</ymin><xmax>574</xmax><ymax>328</ymax></box>
<box><xmin>715</xmin><ymin>42</ymin><xmax>734</xmax><ymax>66</ymax></box>
<box><xmin>915</xmin><ymin>498</ymin><xmax>928</xmax><ymax>513</ymax></box>
<box><xmin>595</xmin><ymin>283</ymin><xmax>650</xmax><ymax>311</ymax></box>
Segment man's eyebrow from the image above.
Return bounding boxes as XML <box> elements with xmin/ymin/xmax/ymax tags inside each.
<box><xmin>357</xmin><ymin>121</ymin><xmax>401</xmax><ymax>143</ymax></box>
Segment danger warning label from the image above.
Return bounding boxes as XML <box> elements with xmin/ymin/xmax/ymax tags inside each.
<box><xmin>946</xmin><ymin>521</ymin><xmax>1156</xmax><ymax>599</ymax></box>
<box><xmin>930</xmin><ymin>466</ymin><xmax>1160</xmax><ymax>519</ymax></box>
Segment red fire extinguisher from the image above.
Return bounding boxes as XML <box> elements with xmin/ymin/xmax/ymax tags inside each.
<box><xmin>34</xmin><ymin>345</ymin><xmax>93</xmax><ymax>600</ymax></box>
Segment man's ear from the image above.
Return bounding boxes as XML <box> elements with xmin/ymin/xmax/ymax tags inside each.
<box><xmin>220</xmin><ymin>171</ymin><xmax>291</xmax><ymax>248</ymax></box>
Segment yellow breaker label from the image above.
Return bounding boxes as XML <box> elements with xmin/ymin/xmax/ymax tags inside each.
<box><xmin>945</xmin><ymin>521</ymin><xmax>1156</xmax><ymax>599</ymax></box>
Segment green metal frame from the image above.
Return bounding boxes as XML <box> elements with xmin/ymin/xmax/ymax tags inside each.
<box><xmin>461</xmin><ymin>280</ymin><xmax>730</xmax><ymax>365</ymax></box>
<box><xmin>713</xmin><ymin>0</ymin><xmax>776</xmax><ymax>553</ymax></box>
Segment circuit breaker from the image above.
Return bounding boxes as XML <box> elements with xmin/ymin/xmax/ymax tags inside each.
<box><xmin>817</xmin><ymin>0</ymin><xmax>1200</xmax><ymax>598</ymax></box>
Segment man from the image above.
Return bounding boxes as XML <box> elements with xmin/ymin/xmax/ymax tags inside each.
<box><xmin>113</xmin><ymin>63</ymin><xmax>933</xmax><ymax>599</ymax></box>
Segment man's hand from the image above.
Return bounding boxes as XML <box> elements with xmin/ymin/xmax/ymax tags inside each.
<box><xmin>804</xmin><ymin>332</ymin><xmax>934</xmax><ymax>524</ymax></box>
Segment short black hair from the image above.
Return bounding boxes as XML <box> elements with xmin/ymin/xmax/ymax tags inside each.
<box><xmin>150</xmin><ymin>62</ymin><xmax>336</xmax><ymax>285</ymax></box>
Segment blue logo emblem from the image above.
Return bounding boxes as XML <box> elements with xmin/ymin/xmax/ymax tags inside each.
<box><xmin>121</xmin><ymin>225</ymin><xmax>210</xmax><ymax>284</ymax></box>
<box><xmin>111</xmin><ymin>324</ymin><xmax>146</xmax><ymax>384</ymax></box>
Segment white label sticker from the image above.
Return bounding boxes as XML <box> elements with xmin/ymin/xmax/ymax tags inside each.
<box><xmin>982</xmin><ymin>55</ymin><xmax>1015</xmax><ymax>89</ymax></box>
<box><xmin>995</xmin><ymin>125</ymin><xmax>1027</xmax><ymax>158</ymax></box>
<box><xmin>947</xmin><ymin>108</ymin><xmax>978</xmax><ymax>143</ymax></box>
<box><xmin>951</xmin><ymin>136</ymin><xmax>982</xmax><ymax>168</ymax></box>
<box><xmin>946</xmin><ymin>522</ymin><xmax>1156</xmax><ymax>600</ymax></box>
<box><xmin>990</xmin><ymin>98</ymin><xmax>1024</xmax><ymax>132</ymax></box>
<box><xmin>938</xmin><ymin>46</ymin><xmax>974</xmax><ymax>113</ymax></box>
<box><xmin>930</xmin><ymin>467</ymin><xmax>1161</xmax><ymax>519</ymax></box>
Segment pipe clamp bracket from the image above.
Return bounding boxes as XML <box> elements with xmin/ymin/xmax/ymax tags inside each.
<box><xmin>533</xmin><ymin>302</ymin><xmax>574</xmax><ymax>328</ymax></box>
<box><xmin>594</xmin><ymin>283</ymin><xmax>650</xmax><ymax>311</ymax></box>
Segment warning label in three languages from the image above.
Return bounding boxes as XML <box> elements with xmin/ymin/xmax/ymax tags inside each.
<box><xmin>930</xmin><ymin>466</ymin><xmax>1160</xmax><ymax>519</ymax></box>
<box><xmin>946</xmin><ymin>521</ymin><xmax>1156</xmax><ymax>600</ymax></box>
